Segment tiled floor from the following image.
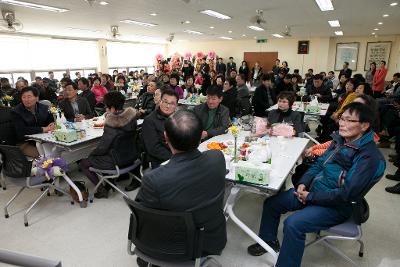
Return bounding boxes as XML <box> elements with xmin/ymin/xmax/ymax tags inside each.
<box><xmin>0</xmin><ymin>147</ymin><xmax>399</xmax><ymax>267</ymax></box>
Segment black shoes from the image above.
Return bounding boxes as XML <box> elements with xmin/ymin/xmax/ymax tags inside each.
<box><xmin>248</xmin><ymin>239</ymin><xmax>280</xmax><ymax>256</ymax></box>
<box><xmin>386</xmin><ymin>173</ymin><xmax>400</xmax><ymax>181</ymax></box>
<box><xmin>94</xmin><ymin>184</ymin><xmax>109</xmax><ymax>199</ymax></box>
<box><xmin>385</xmin><ymin>183</ymin><xmax>400</xmax><ymax>194</ymax></box>
<box><xmin>125</xmin><ymin>178</ymin><xmax>141</xmax><ymax>192</ymax></box>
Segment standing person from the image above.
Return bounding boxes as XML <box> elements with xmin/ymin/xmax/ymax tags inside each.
<box><xmin>216</xmin><ymin>57</ymin><xmax>227</xmax><ymax>76</ymax></box>
<box><xmin>251</xmin><ymin>62</ymin><xmax>263</xmax><ymax>87</ymax></box>
<box><xmin>239</xmin><ymin>61</ymin><xmax>250</xmax><ymax>82</ymax></box>
<box><xmin>281</xmin><ymin>61</ymin><xmax>290</xmax><ymax>75</ymax></box>
<box><xmin>226</xmin><ymin>57</ymin><xmax>237</xmax><ymax>77</ymax></box>
<box><xmin>48</xmin><ymin>71</ymin><xmax>59</xmax><ymax>90</ymax></box>
<box><xmin>221</xmin><ymin>78</ymin><xmax>237</xmax><ymax>119</ymax></box>
<box><xmin>272</xmin><ymin>59</ymin><xmax>281</xmax><ymax>76</ymax></box>
<box><xmin>181</xmin><ymin>60</ymin><xmax>194</xmax><ymax>81</ymax></box>
<box><xmin>339</xmin><ymin>62</ymin><xmax>353</xmax><ymax>79</ymax></box>
<box><xmin>91</xmin><ymin>77</ymin><xmax>108</xmax><ymax>104</ymax></box>
<box><xmin>365</xmin><ymin>62</ymin><xmax>376</xmax><ymax>87</ymax></box>
<box><xmin>372</xmin><ymin>60</ymin><xmax>388</xmax><ymax>98</ymax></box>
<box><xmin>235</xmin><ymin>74</ymin><xmax>252</xmax><ymax>117</ymax></box>
<box><xmin>253</xmin><ymin>73</ymin><xmax>277</xmax><ymax>117</ymax></box>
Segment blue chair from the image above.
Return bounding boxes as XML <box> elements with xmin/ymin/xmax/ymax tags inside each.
<box><xmin>305</xmin><ymin>199</ymin><xmax>370</xmax><ymax>266</ymax></box>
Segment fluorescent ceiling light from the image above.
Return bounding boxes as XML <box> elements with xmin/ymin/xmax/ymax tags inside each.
<box><xmin>228</xmin><ymin>30</ymin><xmax>232</xmax><ymax>33</ymax></box>
<box><xmin>372</xmin><ymin>32</ymin><xmax>376</xmax><ymax>35</ymax></box>
<box><xmin>67</xmin><ymin>27</ymin><xmax>100</xmax><ymax>33</ymax></box>
<box><xmin>378</xmin><ymin>22</ymin><xmax>383</xmax><ymax>25</ymax></box>
<box><xmin>99</xmin><ymin>1</ymin><xmax>108</xmax><ymax>5</ymax></box>
<box><xmin>383</xmin><ymin>14</ymin><xmax>389</xmax><ymax>17</ymax></box>
<box><xmin>374</xmin><ymin>28</ymin><xmax>379</xmax><ymax>31</ymax></box>
<box><xmin>150</xmin><ymin>13</ymin><xmax>157</xmax><ymax>16</ymax></box>
<box><xmin>183</xmin><ymin>30</ymin><xmax>203</xmax><ymax>35</ymax></box>
<box><xmin>328</xmin><ymin>20</ymin><xmax>340</xmax><ymax>27</ymax></box>
<box><xmin>272</xmin><ymin>33</ymin><xmax>284</xmax><ymax>38</ymax></box>
<box><xmin>248</xmin><ymin>25</ymin><xmax>264</xmax><ymax>31</ymax></box>
<box><xmin>184</xmin><ymin>20</ymin><xmax>191</xmax><ymax>24</ymax></box>
<box><xmin>0</xmin><ymin>0</ymin><xmax>69</xmax><ymax>12</ymax></box>
<box><xmin>315</xmin><ymin>0</ymin><xmax>334</xmax><ymax>11</ymax></box>
<box><xmin>200</xmin><ymin>9</ymin><xmax>231</xmax><ymax>20</ymax></box>
<box><xmin>390</xmin><ymin>2</ymin><xmax>398</xmax><ymax>6</ymax></box>
<box><xmin>335</xmin><ymin>31</ymin><xmax>343</xmax><ymax>36</ymax></box>
<box><xmin>242</xmin><ymin>34</ymin><xmax>246</xmax><ymax>37</ymax></box>
<box><xmin>120</xmin><ymin>19</ymin><xmax>158</xmax><ymax>27</ymax></box>
<box><xmin>220</xmin><ymin>36</ymin><xmax>233</xmax><ymax>40</ymax></box>
<box><xmin>209</xmin><ymin>26</ymin><xmax>214</xmax><ymax>29</ymax></box>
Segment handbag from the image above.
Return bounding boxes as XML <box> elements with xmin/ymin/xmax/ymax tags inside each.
<box><xmin>70</xmin><ymin>181</ymin><xmax>89</xmax><ymax>203</ymax></box>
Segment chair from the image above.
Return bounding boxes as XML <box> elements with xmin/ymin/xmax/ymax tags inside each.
<box><xmin>39</xmin><ymin>100</ymin><xmax>52</xmax><ymax>107</ymax></box>
<box><xmin>305</xmin><ymin>198</ymin><xmax>370</xmax><ymax>267</ymax></box>
<box><xmin>0</xmin><ymin>145</ymin><xmax>74</xmax><ymax>227</ymax></box>
<box><xmin>89</xmin><ymin>133</ymin><xmax>141</xmax><ymax>202</ymax></box>
<box><xmin>0</xmin><ymin>248</ymin><xmax>62</xmax><ymax>267</ymax></box>
<box><xmin>124</xmin><ymin>197</ymin><xmax>221</xmax><ymax>267</ymax></box>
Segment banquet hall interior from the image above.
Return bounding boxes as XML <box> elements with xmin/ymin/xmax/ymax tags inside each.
<box><xmin>0</xmin><ymin>0</ymin><xmax>400</xmax><ymax>266</ymax></box>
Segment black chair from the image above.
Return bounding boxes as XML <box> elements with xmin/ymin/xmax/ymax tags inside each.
<box><xmin>124</xmin><ymin>197</ymin><xmax>221</xmax><ymax>267</ymax></box>
<box><xmin>0</xmin><ymin>145</ymin><xmax>74</xmax><ymax>226</ymax></box>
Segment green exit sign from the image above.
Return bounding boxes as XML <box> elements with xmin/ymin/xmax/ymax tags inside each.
<box><xmin>257</xmin><ymin>39</ymin><xmax>267</xmax><ymax>43</ymax></box>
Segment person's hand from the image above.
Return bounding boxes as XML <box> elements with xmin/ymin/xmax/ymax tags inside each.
<box><xmin>201</xmin><ymin>131</ymin><xmax>208</xmax><ymax>140</ymax></box>
<box><xmin>139</xmin><ymin>109</ymin><xmax>145</xmax><ymax>114</ymax></box>
<box><xmin>75</xmin><ymin>114</ymin><xmax>85</xmax><ymax>122</ymax></box>
<box><xmin>315</xmin><ymin>93</ymin><xmax>322</xmax><ymax>98</ymax></box>
<box><xmin>43</xmin><ymin>122</ymin><xmax>56</xmax><ymax>133</ymax></box>
<box><xmin>304</xmin><ymin>148</ymin><xmax>313</xmax><ymax>156</ymax></box>
<box><xmin>294</xmin><ymin>184</ymin><xmax>308</xmax><ymax>204</ymax></box>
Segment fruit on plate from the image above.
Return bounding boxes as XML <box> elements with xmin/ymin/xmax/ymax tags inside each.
<box><xmin>93</xmin><ymin>122</ymin><xmax>104</xmax><ymax>128</ymax></box>
<box><xmin>240</xmin><ymin>143</ymin><xmax>250</xmax><ymax>149</ymax></box>
<box><xmin>207</xmin><ymin>142</ymin><xmax>227</xmax><ymax>150</ymax></box>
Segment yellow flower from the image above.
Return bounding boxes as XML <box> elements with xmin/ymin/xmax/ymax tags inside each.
<box><xmin>2</xmin><ymin>95</ymin><xmax>13</xmax><ymax>102</ymax></box>
<box><xmin>49</xmin><ymin>106</ymin><xmax>59</xmax><ymax>114</ymax></box>
<box><xmin>41</xmin><ymin>159</ymin><xmax>53</xmax><ymax>169</ymax></box>
<box><xmin>229</xmin><ymin>125</ymin><xmax>238</xmax><ymax>135</ymax></box>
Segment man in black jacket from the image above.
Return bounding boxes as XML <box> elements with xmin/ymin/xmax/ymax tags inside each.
<box><xmin>216</xmin><ymin>57</ymin><xmax>227</xmax><ymax>76</ymax></box>
<box><xmin>226</xmin><ymin>57</ymin><xmax>237</xmax><ymax>76</ymax></box>
<box><xmin>235</xmin><ymin>74</ymin><xmax>252</xmax><ymax>117</ymax></box>
<box><xmin>339</xmin><ymin>62</ymin><xmax>352</xmax><ymax>79</ymax></box>
<box><xmin>194</xmin><ymin>86</ymin><xmax>230</xmax><ymax>140</ymax></box>
<box><xmin>11</xmin><ymin>87</ymin><xmax>55</xmax><ymax>157</ymax></box>
<box><xmin>78</xmin><ymin>77</ymin><xmax>96</xmax><ymax>112</ymax></box>
<box><xmin>142</xmin><ymin>89</ymin><xmax>178</xmax><ymax>168</ymax></box>
<box><xmin>134</xmin><ymin>81</ymin><xmax>156</xmax><ymax>119</ymax></box>
<box><xmin>58</xmin><ymin>82</ymin><xmax>93</xmax><ymax>122</ymax></box>
<box><xmin>306</xmin><ymin>74</ymin><xmax>333</xmax><ymax>103</ymax></box>
<box><xmin>221</xmin><ymin>78</ymin><xmax>238</xmax><ymax>118</ymax></box>
<box><xmin>135</xmin><ymin>109</ymin><xmax>227</xmax><ymax>267</ymax></box>
<box><xmin>253</xmin><ymin>73</ymin><xmax>277</xmax><ymax>117</ymax></box>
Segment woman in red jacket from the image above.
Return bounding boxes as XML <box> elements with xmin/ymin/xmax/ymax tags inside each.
<box><xmin>372</xmin><ymin>60</ymin><xmax>388</xmax><ymax>98</ymax></box>
<box><xmin>91</xmin><ymin>77</ymin><xmax>108</xmax><ymax>104</ymax></box>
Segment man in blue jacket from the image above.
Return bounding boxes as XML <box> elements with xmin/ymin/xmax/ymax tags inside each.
<box><xmin>248</xmin><ymin>102</ymin><xmax>386</xmax><ymax>267</ymax></box>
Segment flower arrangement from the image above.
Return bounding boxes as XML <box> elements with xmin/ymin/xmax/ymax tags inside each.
<box><xmin>171</xmin><ymin>52</ymin><xmax>182</xmax><ymax>73</ymax></box>
<box><xmin>184</xmin><ymin>52</ymin><xmax>192</xmax><ymax>61</ymax></box>
<box><xmin>208</xmin><ymin>51</ymin><xmax>216</xmax><ymax>60</ymax></box>
<box><xmin>2</xmin><ymin>95</ymin><xmax>13</xmax><ymax>106</ymax></box>
<box><xmin>196</xmin><ymin>51</ymin><xmax>204</xmax><ymax>59</ymax></box>
<box><xmin>229</xmin><ymin>125</ymin><xmax>239</xmax><ymax>163</ymax></box>
<box><xmin>155</xmin><ymin>53</ymin><xmax>164</xmax><ymax>62</ymax></box>
<box><xmin>32</xmin><ymin>156</ymin><xmax>68</xmax><ymax>181</ymax></box>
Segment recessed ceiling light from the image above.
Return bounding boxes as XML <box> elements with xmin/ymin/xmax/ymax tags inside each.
<box><xmin>272</xmin><ymin>33</ymin><xmax>284</xmax><ymax>38</ymax></box>
<box><xmin>242</xmin><ymin>34</ymin><xmax>246</xmax><ymax>37</ymax></box>
<box><xmin>374</xmin><ymin>28</ymin><xmax>379</xmax><ymax>31</ymax></box>
<box><xmin>372</xmin><ymin>32</ymin><xmax>376</xmax><ymax>35</ymax></box>
<box><xmin>150</xmin><ymin>13</ymin><xmax>157</xmax><ymax>16</ymax></box>
<box><xmin>220</xmin><ymin>36</ymin><xmax>233</xmax><ymax>40</ymax></box>
<box><xmin>248</xmin><ymin>25</ymin><xmax>265</xmax><ymax>31</ymax></box>
<box><xmin>378</xmin><ymin>22</ymin><xmax>383</xmax><ymax>25</ymax></box>
<box><xmin>209</xmin><ymin>26</ymin><xmax>214</xmax><ymax>29</ymax></box>
<box><xmin>335</xmin><ymin>31</ymin><xmax>343</xmax><ymax>36</ymax></box>
<box><xmin>200</xmin><ymin>9</ymin><xmax>231</xmax><ymax>20</ymax></box>
<box><xmin>184</xmin><ymin>20</ymin><xmax>191</xmax><ymax>24</ymax></box>
<box><xmin>99</xmin><ymin>1</ymin><xmax>108</xmax><ymax>5</ymax></box>
<box><xmin>390</xmin><ymin>2</ymin><xmax>398</xmax><ymax>6</ymax></box>
<box><xmin>228</xmin><ymin>30</ymin><xmax>232</xmax><ymax>33</ymax></box>
<box><xmin>383</xmin><ymin>14</ymin><xmax>389</xmax><ymax>17</ymax></box>
<box><xmin>315</xmin><ymin>0</ymin><xmax>334</xmax><ymax>11</ymax></box>
<box><xmin>183</xmin><ymin>30</ymin><xmax>203</xmax><ymax>35</ymax></box>
<box><xmin>0</xmin><ymin>0</ymin><xmax>69</xmax><ymax>12</ymax></box>
<box><xmin>328</xmin><ymin>20</ymin><xmax>340</xmax><ymax>27</ymax></box>
<box><xmin>120</xmin><ymin>19</ymin><xmax>158</xmax><ymax>27</ymax></box>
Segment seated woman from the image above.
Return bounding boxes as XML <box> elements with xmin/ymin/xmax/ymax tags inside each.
<box><xmin>267</xmin><ymin>91</ymin><xmax>303</xmax><ymax>136</ymax></box>
<box><xmin>79</xmin><ymin>91</ymin><xmax>138</xmax><ymax>199</ymax></box>
<box><xmin>182</xmin><ymin>75</ymin><xmax>197</xmax><ymax>97</ymax></box>
<box><xmin>58</xmin><ymin>82</ymin><xmax>93</xmax><ymax>122</ymax></box>
<box><xmin>91</xmin><ymin>77</ymin><xmax>108</xmax><ymax>105</ymax></box>
<box><xmin>11</xmin><ymin>87</ymin><xmax>55</xmax><ymax>158</ymax></box>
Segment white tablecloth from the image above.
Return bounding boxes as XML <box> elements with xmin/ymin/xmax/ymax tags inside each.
<box><xmin>268</xmin><ymin>101</ymin><xmax>329</xmax><ymax>116</ymax></box>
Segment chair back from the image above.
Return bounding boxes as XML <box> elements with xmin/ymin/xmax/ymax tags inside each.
<box><xmin>39</xmin><ymin>100</ymin><xmax>52</xmax><ymax>107</ymax></box>
<box><xmin>110</xmin><ymin>131</ymin><xmax>138</xmax><ymax>168</ymax></box>
<box><xmin>352</xmin><ymin>198</ymin><xmax>369</xmax><ymax>225</ymax></box>
<box><xmin>0</xmin><ymin>145</ymin><xmax>32</xmax><ymax>178</ymax></box>
<box><xmin>0</xmin><ymin>107</ymin><xmax>17</xmax><ymax>145</ymax></box>
<box><xmin>124</xmin><ymin>197</ymin><xmax>204</xmax><ymax>262</ymax></box>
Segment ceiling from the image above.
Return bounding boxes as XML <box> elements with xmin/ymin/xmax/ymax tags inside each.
<box><xmin>0</xmin><ymin>0</ymin><xmax>399</xmax><ymax>43</ymax></box>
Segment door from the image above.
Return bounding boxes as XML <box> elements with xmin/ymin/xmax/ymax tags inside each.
<box><xmin>243</xmin><ymin>52</ymin><xmax>278</xmax><ymax>76</ymax></box>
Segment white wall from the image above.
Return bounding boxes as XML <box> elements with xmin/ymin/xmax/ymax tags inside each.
<box><xmin>167</xmin><ymin>35</ymin><xmax>400</xmax><ymax>78</ymax></box>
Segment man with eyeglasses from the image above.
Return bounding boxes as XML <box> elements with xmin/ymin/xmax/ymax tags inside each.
<box><xmin>247</xmin><ymin>102</ymin><xmax>385</xmax><ymax>267</ymax></box>
<box><xmin>142</xmin><ymin>88</ymin><xmax>178</xmax><ymax>168</ymax></box>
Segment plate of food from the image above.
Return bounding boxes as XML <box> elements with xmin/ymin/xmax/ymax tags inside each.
<box><xmin>207</xmin><ymin>142</ymin><xmax>227</xmax><ymax>150</ymax></box>
<box><xmin>93</xmin><ymin>121</ymin><xmax>105</xmax><ymax>129</ymax></box>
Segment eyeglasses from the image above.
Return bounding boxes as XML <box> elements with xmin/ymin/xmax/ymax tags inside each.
<box><xmin>161</xmin><ymin>99</ymin><xmax>177</xmax><ymax>107</ymax></box>
<box><xmin>338</xmin><ymin>117</ymin><xmax>360</xmax><ymax>123</ymax></box>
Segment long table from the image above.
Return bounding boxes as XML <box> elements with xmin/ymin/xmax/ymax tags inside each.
<box><xmin>268</xmin><ymin>101</ymin><xmax>329</xmax><ymax>116</ymax></box>
<box><xmin>199</xmin><ymin>132</ymin><xmax>309</xmax><ymax>265</ymax></box>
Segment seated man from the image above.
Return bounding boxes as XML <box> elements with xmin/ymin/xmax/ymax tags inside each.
<box><xmin>268</xmin><ymin>91</ymin><xmax>303</xmax><ymax>136</ymax></box>
<box><xmin>134</xmin><ymin>81</ymin><xmax>156</xmax><ymax>119</ymax></box>
<box><xmin>135</xmin><ymin>109</ymin><xmax>227</xmax><ymax>267</ymax></box>
<box><xmin>194</xmin><ymin>85</ymin><xmax>230</xmax><ymax>140</ymax></box>
<box><xmin>11</xmin><ymin>87</ymin><xmax>55</xmax><ymax>157</ymax></box>
<box><xmin>79</xmin><ymin>91</ymin><xmax>138</xmax><ymax>198</ymax></box>
<box><xmin>306</xmin><ymin>74</ymin><xmax>333</xmax><ymax>103</ymax></box>
<box><xmin>253</xmin><ymin>73</ymin><xmax>277</xmax><ymax>118</ymax></box>
<box><xmin>142</xmin><ymin>89</ymin><xmax>178</xmax><ymax>168</ymax></box>
<box><xmin>235</xmin><ymin>73</ymin><xmax>252</xmax><ymax>117</ymax></box>
<box><xmin>58</xmin><ymin>82</ymin><xmax>93</xmax><ymax>122</ymax></box>
<box><xmin>248</xmin><ymin>102</ymin><xmax>386</xmax><ymax>267</ymax></box>
<box><xmin>78</xmin><ymin>77</ymin><xmax>96</xmax><ymax>112</ymax></box>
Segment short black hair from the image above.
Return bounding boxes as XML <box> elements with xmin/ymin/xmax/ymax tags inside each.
<box><xmin>308</xmin><ymin>68</ymin><xmax>314</xmax><ymax>72</ymax></box>
<box><xmin>61</xmin><ymin>77</ymin><xmax>73</xmax><ymax>84</ymax></box>
<box><xmin>117</xmin><ymin>75</ymin><xmax>126</xmax><ymax>82</ymax></box>
<box><xmin>186</xmin><ymin>75</ymin><xmax>194</xmax><ymax>81</ymax></box>
<box><xmin>293</xmin><ymin>69</ymin><xmax>299</xmax><ymax>74</ymax></box>
<box><xmin>261</xmin><ymin>73</ymin><xmax>272</xmax><ymax>81</ymax></box>
<box><xmin>21</xmin><ymin>86</ymin><xmax>39</xmax><ymax>97</ymax></box>
<box><xmin>313</xmin><ymin>74</ymin><xmax>323</xmax><ymax>81</ymax></box>
<box><xmin>48</xmin><ymin>71</ymin><xmax>53</xmax><ymax>74</ymax></box>
<box><xmin>229</xmin><ymin>56</ymin><xmax>234</xmax><ymax>59</ymax></box>
<box><xmin>341</xmin><ymin>102</ymin><xmax>374</xmax><ymax>127</ymax></box>
<box><xmin>237</xmin><ymin>73</ymin><xmax>246</xmax><ymax>81</ymax></box>
<box><xmin>170</xmin><ymin>73</ymin><xmax>180</xmax><ymax>81</ymax></box>
<box><xmin>381</xmin><ymin>60</ymin><xmax>386</xmax><ymax>65</ymax></box>
<box><xmin>103</xmin><ymin>91</ymin><xmax>125</xmax><ymax>110</ymax></box>
<box><xmin>35</xmin><ymin>76</ymin><xmax>42</xmax><ymax>81</ymax></box>
<box><xmin>206</xmin><ymin>85</ymin><xmax>223</xmax><ymax>97</ymax></box>
<box><xmin>277</xmin><ymin>91</ymin><xmax>295</xmax><ymax>107</ymax></box>
<box><xmin>284</xmin><ymin>74</ymin><xmax>292</xmax><ymax>79</ymax></box>
<box><xmin>216</xmin><ymin>74</ymin><xmax>225</xmax><ymax>83</ymax></box>
<box><xmin>161</xmin><ymin>88</ymin><xmax>179</xmax><ymax>102</ymax></box>
<box><xmin>357</xmin><ymin>82</ymin><xmax>372</xmax><ymax>96</ymax></box>
<box><xmin>79</xmin><ymin>77</ymin><xmax>90</xmax><ymax>87</ymax></box>
<box><xmin>92</xmin><ymin>77</ymin><xmax>101</xmax><ymax>83</ymax></box>
<box><xmin>0</xmin><ymin>77</ymin><xmax>9</xmax><ymax>83</ymax></box>
<box><xmin>65</xmin><ymin>82</ymin><xmax>78</xmax><ymax>90</ymax></box>
<box><xmin>344</xmin><ymin>61</ymin><xmax>349</xmax><ymax>65</ymax></box>
<box><xmin>225</xmin><ymin>77</ymin><xmax>237</xmax><ymax>87</ymax></box>
<box><xmin>164</xmin><ymin>110</ymin><xmax>202</xmax><ymax>151</ymax></box>
<box><xmin>394</xmin><ymin>73</ymin><xmax>400</xmax><ymax>78</ymax></box>
<box><xmin>328</xmin><ymin>71</ymin><xmax>335</xmax><ymax>75</ymax></box>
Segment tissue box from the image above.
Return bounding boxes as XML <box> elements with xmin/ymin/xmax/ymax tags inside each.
<box><xmin>234</xmin><ymin>161</ymin><xmax>271</xmax><ymax>185</ymax></box>
<box><xmin>53</xmin><ymin>129</ymin><xmax>78</xmax><ymax>143</ymax></box>
<box><xmin>305</xmin><ymin>106</ymin><xmax>320</xmax><ymax>113</ymax></box>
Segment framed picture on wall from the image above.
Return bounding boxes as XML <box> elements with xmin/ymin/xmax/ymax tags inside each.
<box><xmin>298</xmin><ymin>40</ymin><xmax>309</xmax><ymax>54</ymax></box>
<box><xmin>335</xmin><ymin>42</ymin><xmax>359</xmax><ymax>71</ymax></box>
<box><xmin>364</xmin><ymin>41</ymin><xmax>392</xmax><ymax>71</ymax></box>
